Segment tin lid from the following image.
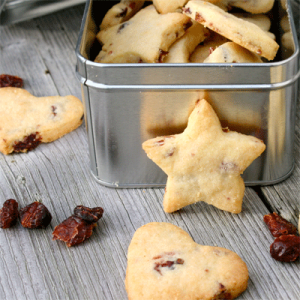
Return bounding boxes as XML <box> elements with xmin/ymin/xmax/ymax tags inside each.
<box><xmin>0</xmin><ymin>0</ymin><xmax>85</xmax><ymax>25</ymax></box>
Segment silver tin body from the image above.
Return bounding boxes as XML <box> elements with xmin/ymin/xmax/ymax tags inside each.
<box><xmin>0</xmin><ymin>0</ymin><xmax>85</xmax><ymax>25</ymax></box>
<box><xmin>76</xmin><ymin>0</ymin><xmax>300</xmax><ymax>188</ymax></box>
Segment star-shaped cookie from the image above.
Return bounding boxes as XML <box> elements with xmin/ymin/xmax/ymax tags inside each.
<box><xmin>95</xmin><ymin>5</ymin><xmax>192</xmax><ymax>63</ymax></box>
<box><xmin>142</xmin><ymin>99</ymin><xmax>266</xmax><ymax>213</ymax></box>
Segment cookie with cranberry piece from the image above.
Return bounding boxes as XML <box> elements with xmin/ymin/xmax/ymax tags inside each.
<box><xmin>232</xmin><ymin>13</ymin><xmax>271</xmax><ymax>31</ymax></box>
<box><xmin>280</xmin><ymin>15</ymin><xmax>290</xmax><ymax>33</ymax></box>
<box><xmin>183</xmin><ymin>0</ymin><xmax>279</xmax><ymax>60</ymax></box>
<box><xmin>190</xmin><ymin>31</ymin><xmax>228</xmax><ymax>62</ymax></box>
<box><xmin>152</xmin><ymin>0</ymin><xmax>189</xmax><ymax>13</ymax></box>
<box><xmin>204</xmin><ymin>42</ymin><xmax>263</xmax><ymax>63</ymax></box>
<box><xmin>125</xmin><ymin>222</ymin><xmax>249</xmax><ymax>300</ymax></box>
<box><xmin>282</xmin><ymin>31</ymin><xmax>294</xmax><ymax>50</ymax></box>
<box><xmin>100</xmin><ymin>0</ymin><xmax>145</xmax><ymax>30</ymax></box>
<box><xmin>232</xmin><ymin>13</ymin><xmax>275</xmax><ymax>40</ymax></box>
<box><xmin>0</xmin><ymin>87</ymin><xmax>84</xmax><ymax>155</ymax></box>
<box><xmin>95</xmin><ymin>5</ymin><xmax>192</xmax><ymax>63</ymax></box>
<box><xmin>227</xmin><ymin>0</ymin><xmax>275</xmax><ymax>14</ymax></box>
<box><xmin>142</xmin><ymin>99</ymin><xmax>265</xmax><ymax>213</ymax></box>
<box><xmin>163</xmin><ymin>20</ymin><xmax>209</xmax><ymax>63</ymax></box>
<box><xmin>153</xmin><ymin>0</ymin><xmax>227</xmax><ymax>13</ymax></box>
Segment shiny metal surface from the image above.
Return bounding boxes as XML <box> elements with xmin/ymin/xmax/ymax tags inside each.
<box><xmin>76</xmin><ymin>0</ymin><xmax>300</xmax><ymax>188</ymax></box>
<box><xmin>0</xmin><ymin>0</ymin><xmax>7</xmax><ymax>15</ymax></box>
<box><xmin>0</xmin><ymin>0</ymin><xmax>85</xmax><ymax>25</ymax></box>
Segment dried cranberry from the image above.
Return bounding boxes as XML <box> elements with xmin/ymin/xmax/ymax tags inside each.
<box><xmin>264</xmin><ymin>212</ymin><xmax>297</xmax><ymax>237</ymax></box>
<box><xmin>153</xmin><ymin>252</ymin><xmax>184</xmax><ymax>275</ymax></box>
<box><xmin>195</xmin><ymin>12</ymin><xmax>206</xmax><ymax>23</ymax></box>
<box><xmin>0</xmin><ymin>199</ymin><xmax>19</xmax><ymax>228</ymax></box>
<box><xmin>158</xmin><ymin>49</ymin><xmax>168</xmax><ymax>63</ymax></box>
<box><xmin>52</xmin><ymin>216</ymin><xmax>96</xmax><ymax>247</ymax></box>
<box><xmin>270</xmin><ymin>235</ymin><xmax>300</xmax><ymax>262</ymax></box>
<box><xmin>13</xmin><ymin>133</ymin><xmax>42</xmax><ymax>152</ymax></box>
<box><xmin>183</xmin><ymin>20</ymin><xmax>193</xmax><ymax>31</ymax></box>
<box><xmin>51</xmin><ymin>105</ymin><xmax>57</xmax><ymax>116</ymax></box>
<box><xmin>117</xmin><ymin>7</ymin><xmax>127</xmax><ymax>18</ymax></box>
<box><xmin>183</xmin><ymin>7</ymin><xmax>191</xmax><ymax>14</ymax></box>
<box><xmin>213</xmin><ymin>283</ymin><xmax>232</xmax><ymax>300</ymax></box>
<box><xmin>0</xmin><ymin>74</ymin><xmax>23</xmax><ymax>88</ymax></box>
<box><xmin>73</xmin><ymin>205</ymin><xmax>104</xmax><ymax>223</ymax></box>
<box><xmin>19</xmin><ymin>201</ymin><xmax>52</xmax><ymax>229</ymax></box>
<box><xmin>128</xmin><ymin>2</ymin><xmax>136</xmax><ymax>10</ymax></box>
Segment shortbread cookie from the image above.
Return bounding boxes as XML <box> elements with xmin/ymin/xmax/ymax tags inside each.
<box><xmin>281</xmin><ymin>0</ymin><xmax>287</xmax><ymax>10</ymax></box>
<box><xmin>232</xmin><ymin>13</ymin><xmax>271</xmax><ymax>31</ymax></box>
<box><xmin>204</xmin><ymin>42</ymin><xmax>263</xmax><ymax>63</ymax></box>
<box><xmin>95</xmin><ymin>5</ymin><xmax>192</xmax><ymax>63</ymax></box>
<box><xmin>100</xmin><ymin>0</ymin><xmax>145</xmax><ymax>30</ymax></box>
<box><xmin>152</xmin><ymin>0</ymin><xmax>189</xmax><ymax>13</ymax></box>
<box><xmin>0</xmin><ymin>88</ymin><xmax>84</xmax><ymax>155</ymax></box>
<box><xmin>280</xmin><ymin>15</ymin><xmax>290</xmax><ymax>33</ymax></box>
<box><xmin>151</xmin><ymin>0</ymin><xmax>227</xmax><ymax>14</ymax></box>
<box><xmin>164</xmin><ymin>20</ymin><xmax>209</xmax><ymax>63</ymax></box>
<box><xmin>142</xmin><ymin>99</ymin><xmax>265</xmax><ymax>213</ymax></box>
<box><xmin>232</xmin><ymin>13</ymin><xmax>275</xmax><ymax>40</ymax></box>
<box><xmin>183</xmin><ymin>0</ymin><xmax>279</xmax><ymax>60</ymax></box>
<box><xmin>125</xmin><ymin>222</ymin><xmax>249</xmax><ymax>300</ymax></box>
<box><xmin>282</xmin><ymin>31</ymin><xmax>294</xmax><ymax>50</ymax></box>
<box><xmin>228</xmin><ymin>0</ymin><xmax>275</xmax><ymax>14</ymax></box>
<box><xmin>190</xmin><ymin>31</ymin><xmax>228</xmax><ymax>62</ymax></box>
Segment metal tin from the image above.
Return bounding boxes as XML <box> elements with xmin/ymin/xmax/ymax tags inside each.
<box><xmin>76</xmin><ymin>0</ymin><xmax>300</xmax><ymax>188</ymax></box>
<box><xmin>0</xmin><ymin>0</ymin><xmax>85</xmax><ymax>25</ymax></box>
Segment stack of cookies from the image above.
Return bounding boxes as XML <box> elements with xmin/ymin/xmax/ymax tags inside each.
<box><xmin>95</xmin><ymin>0</ymin><xmax>279</xmax><ymax>64</ymax></box>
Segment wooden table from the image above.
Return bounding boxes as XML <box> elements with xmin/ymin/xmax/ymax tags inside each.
<box><xmin>0</xmin><ymin>4</ymin><xmax>299</xmax><ymax>300</ymax></box>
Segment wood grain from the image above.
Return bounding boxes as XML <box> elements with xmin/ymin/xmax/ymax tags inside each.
<box><xmin>0</xmin><ymin>4</ymin><xmax>299</xmax><ymax>300</ymax></box>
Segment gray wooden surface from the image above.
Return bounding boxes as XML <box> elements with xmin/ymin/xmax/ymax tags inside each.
<box><xmin>0</xmin><ymin>4</ymin><xmax>299</xmax><ymax>300</ymax></box>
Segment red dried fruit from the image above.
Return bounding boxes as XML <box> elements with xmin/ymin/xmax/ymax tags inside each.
<box><xmin>158</xmin><ymin>49</ymin><xmax>169</xmax><ymax>63</ymax></box>
<box><xmin>0</xmin><ymin>199</ymin><xmax>19</xmax><ymax>228</ymax></box>
<box><xmin>0</xmin><ymin>74</ymin><xmax>23</xmax><ymax>88</ymax></box>
<box><xmin>195</xmin><ymin>12</ymin><xmax>206</xmax><ymax>23</ymax></box>
<box><xmin>270</xmin><ymin>234</ymin><xmax>300</xmax><ymax>262</ymax></box>
<box><xmin>183</xmin><ymin>20</ymin><xmax>193</xmax><ymax>31</ymax></box>
<box><xmin>213</xmin><ymin>283</ymin><xmax>232</xmax><ymax>300</ymax></box>
<box><xmin>19</xmin><ymin>201</ymin><xmax>52</xmax><ymax>229</ymax></box>
<box><xmin>52</xmin><ymin>216</ymin><xmax>96</xmax><ymax>247</ymax></box>
<box><xmin>73</xmin><ymin>205</ymin><xmax>104</xmax><ymax>223</ymax></box>
<box><xmin>13</xmin><ymin>133</ymin><xmax>42</xmax><ymax>152</ymax></box>
<box><xmin>117</xmin><ymin>7</ymin><xmax>128</xmax><ymax>18</ymax></box>
<box><xmin>128</xmin><ymin>2</ymin><xmax>136</xmax><ymax>10</ymax></box>
<box><xmin>153</xmin><ymin>252</ymin><xmax>184</xmax><ymax>275</ymax></box>
<box><xmin>264</xmin><ymin>212</ymin><xmax>297</xmax><ymax>237</ymax></box>
<box><xmin>183</xmin><ymin>7</ymin><xmax>192</xmax><ymax>14</ymax></box>
<box><xmin>51</xmin><ymin>105</ymin><xmax>57</xmax><ymax>116</ymax></box>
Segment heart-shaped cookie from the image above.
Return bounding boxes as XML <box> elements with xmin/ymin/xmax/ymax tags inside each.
<box><xmin>125</xmin><ymin>222</ymin><xmax>248</xmax><ymax>300</ymax></box>
<box><xmin>0</xmin><ymin>87</ymin><xmax>84</xmax><ymax>154</ymax></box>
